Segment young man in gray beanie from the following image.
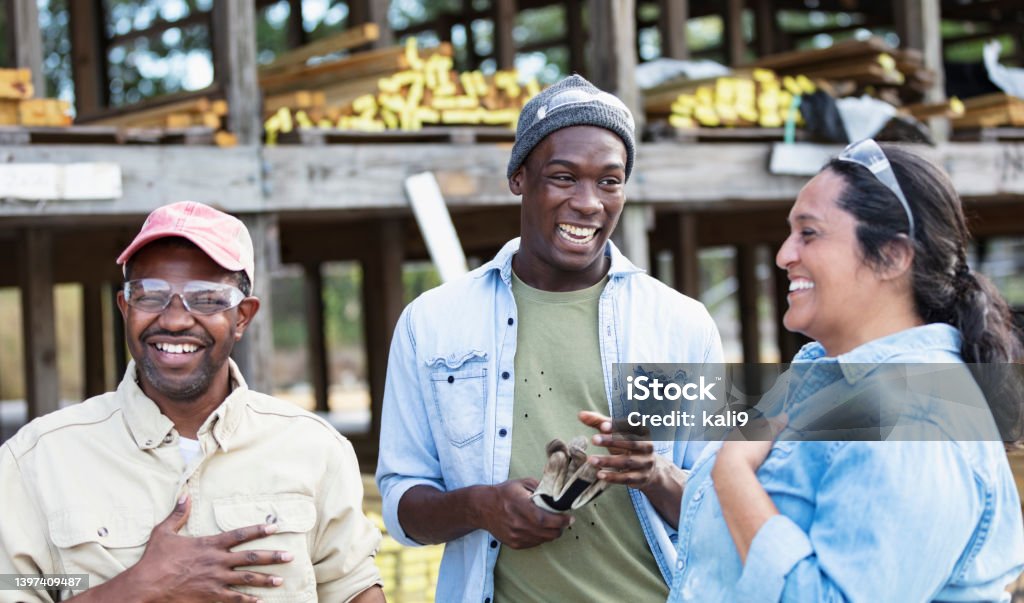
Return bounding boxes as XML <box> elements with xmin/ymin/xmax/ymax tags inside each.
<box><xmin>377</xmin><ymin>74</ymin><xmax>723</xmax><ymax>601</ymax></box>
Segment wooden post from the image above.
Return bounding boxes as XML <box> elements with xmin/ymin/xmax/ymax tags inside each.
<box><xmin>754</xmin><ymin>0</ymin><xmax>777</xmax><ymax>58</ymax></box>
<box><xmin>349</xmin><ymin>0</ymin><xmax>394</xmax><ymax>49</ymax></box>
<box><xmin>493</xmin><ymin>0</ymin><xmax>517</xmax><ymax>70</ymax></box>
<box><xmin>232</xmin><ymin>213</ymin><xmax>280</xmax><ymax>395</ymax></box>
<box><xmin>894</xmin><ymin>0</ymin><xmax>947</xmax><ymax>140</ymax></box>
<box><xmin>614</xmin><ymin>204</ymin><xmax>651</xmax><ymax>271</ymax></box>
<box><xmin>566</xmin><ymin>0</ymin><xmax>586</xmax><ymax>76</ymax></box>
<box><xmin>19</xmin><ymin>229</ymin><xmax>60</xmax><ymax>419</ymax></box>
<box><xmin>673</xmin><ymin>212</ymin><xmax>700</xmax><ymax>298</ymax></box>
<box><xmin>736</xmin><ymin>244</ymin><xmax>760</xmax><ymax>364</ymax></box>
<box><xmin>659</xmin><ymin>0</ymin><xmax>689</xmax><ymax>60</ymax></box>
<box><xmin>12</xmin><ymin>0</ymin><xmax>44</xmax><ymax>93</ymax></box>
<box><xmin>213</xmin><ymin>0</ymin><xmax>261</xmax><ymax>145</ymax></box>
<box><xmin>285</xmin><ymin>0</ymin><xmax>306</xmax><ymax>49</ymax></box>
<box><xmin>589</xmin><ymin>0</ymin><xmax>641</xmax><ymax>128</ymax></box>
<box><xmin>82</xmin><ymin>282</ymin><xmax>107</xmax><ymax>398</ymax></box>
<box><xmin>723</xmin><ymin>0</ymin><xmax>746</xmax><ymax>67</ymax></box>
<box><xmin>303</xmin><ymin>262</ymin><xmax>330</xmax><ymax>413</ymax></box>
<box><xmin>358</xmin><ymin>219</ymin><xmax>404</xmax><ymax>468</ymax></box>
<box><xmin>68</xmin><ymin>0</ymin><xmax>108</xmax><ymax>118</ymax></box>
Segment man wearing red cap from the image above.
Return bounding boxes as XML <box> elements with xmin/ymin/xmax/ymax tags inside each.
<box><xmin>0</xmin><ymin>202</ymin><xmax>385</xmax><ymax>602</ymax></box>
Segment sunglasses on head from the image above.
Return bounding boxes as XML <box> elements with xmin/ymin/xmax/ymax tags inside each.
<box><xmin>837</xmin><ymin>138</ymin><xmax>916</xmax><ymax>238</ymax></box>
<box><xmin>123</xmin><ymin>278</ymin><xmax>246</xmax><ymax>315</ymax></box>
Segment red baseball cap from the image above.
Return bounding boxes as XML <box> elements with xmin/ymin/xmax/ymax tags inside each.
<box><xmin>117</xmin><ymin>201</ymin><xmax>255</xmax><ymax>289</ymax></box>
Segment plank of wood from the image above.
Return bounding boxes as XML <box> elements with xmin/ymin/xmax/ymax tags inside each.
<box><xmin>752</xmin><ymin>37</ymin><xmax>892</xmax><ymax>71</ymax></box>
<box><xmin>0</xmin><ymin>68</ymin><xmax>34</xmax><ymax>99</ymax></box>
<box><xmin>260</xmin><ymin>43</ymin><xmax>453</xmax><ymax>95</ymax></box>
<box><xmin>264</xmin><ymin>90</ymin><xmax>326</xmax><ymax>115</ymax></box>
<box><xmin>0</xmin><ymin>100</ymin><xmax>19</xmax><ymax>125</ymax></box>
<box><xmin>261</xmin><ymin>23</ymin><xmax>380</xmax><ymax>75</ymax></box>
<box><xmin>88</xmin><ymin>97</ymin><xmax>212</xmax><ymax>126</ymax></box>
<box><xmin>18</xmin><ymin>99</ymin><xmax>72</xmax><ymax>126</ymax></box>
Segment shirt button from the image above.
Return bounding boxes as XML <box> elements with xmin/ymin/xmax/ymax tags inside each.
<box><xmin>485</xmin><ymin>599</ymin><xmax>491</xmax><ymax>603</ymax></box>
<box><xmin>162</xmin><ymin>434</ymin><xmax>173</xmax><ymax>444</ymax></box>
<box><xmin>676</xmin><ymin>559</ymin><xmax>684</xmax><ymax>571</ymax></box>
<box><xmin>145</xmin><ymin>439</ymin><xmax>153</xmax><ymax>446</ymax></box>
<box><xmin>266</xmin><ymin>514</ymin><xmax>277</xmax><ymax>524</ymax></box>
<box><xmin>97</xmin><ymin>527</ymin><xmax>109</xmax><ymax>538</ymax></box>
<box><xmin>501</xmin><ymin>371</ymin><xmax>510</xmax><ymax>380</ymax></box>
<box><xmin>490</xmin><ymin>540</ymin><xmax>498</xmax><ymax>548</ymax></box>
<box><xmin>498</xmin><ymin>428</ymin><xmax>508</xmax><ymax>437</ymax></box>
<box><xmin>507</xmin><ymin>318</ymin><xmax>514</xmax><ymax>325</ymax></box>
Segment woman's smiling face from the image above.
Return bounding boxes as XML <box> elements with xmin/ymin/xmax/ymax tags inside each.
<box><xmin>775</xmin><ymin>169</ymin><xmax>893</xmax><ymax>356</ymax></box>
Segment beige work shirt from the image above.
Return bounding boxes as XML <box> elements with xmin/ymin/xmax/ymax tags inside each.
<box><xmin>0</xmin><ymin>360</ymin><xmax>381</xmax><ymax>602</ymax></box>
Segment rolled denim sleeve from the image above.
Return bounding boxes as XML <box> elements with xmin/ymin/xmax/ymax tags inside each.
<box><xmin>736</xmin><ymin>442</ymin><xmax>984</xmax><ymax>603</ymax></box>
<box><xmin>375</xmin><ymin>306</ymin><xmax>446</xmax><ymax>547</ymax></box>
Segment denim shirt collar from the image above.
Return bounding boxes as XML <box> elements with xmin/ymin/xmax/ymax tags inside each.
<box><xmin>474</xmin><ymin>237</ymin><xmax>644</xmax><ymax>287</ymax></box>
<box><xmin>792</xmin><ymin>323</ymin><xmax>962</xmax><ymax>384</ymax></box>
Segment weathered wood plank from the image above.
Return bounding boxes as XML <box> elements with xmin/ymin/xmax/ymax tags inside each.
<box><xmin>230</xmin><ymin>213</ymin><xmax>279</xmax><ymax>394</ymax></box>
<box><xmin>0</xmin><ymin>145</ymin><xmax>262</xmax><ymax>215</ymax></box>
<box><xmin>12</xmin><ymin>0</ymin><xmax>44</xmax><ymax>94</ymax></box>
<box><xmin>659</xmin><ymin>0</ymin><xmax>690</xmax><ymax>60</ymax></box>
<box><xmin>303</xmin><ymin>262</ymin><xmax>329</xmax><ymax>413</ymax></box>
<box><xmin>214</xmin><ymin>0</ymin><xmax>261</xmax><ymax>145</ymax></box>
<box><xmin>589</xmin><ymin>0</ymin><xmax>641</xmax><ymax>127</ymax></box>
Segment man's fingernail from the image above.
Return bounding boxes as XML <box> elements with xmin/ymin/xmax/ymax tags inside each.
<box><xmin>271</xmin><ymin>577</ymin><xmax>284</xmax><ymax>586</ymax></box>
<box><xmin>265</xmin><ymin>524</ymin><xmax>279</xmax><ymax>534</ymax></box>
<box><xmin>177</xmin><ymin>494</ymin><xmax>188</xmax><ymax>505</ymax></box>
<box><xmin>281</xmin><ymin>552</ymin><xmax>294</xmax><ymax>561</ymax></box>
<box><xmin>569</xmin><ymin>516</ymin><xmax>576</xmax><ymax>526</ymax></box>
<box><xmin>601</xmin><ymin>422</ymin><xmax>612</xmax><ymax>431</ymax></box>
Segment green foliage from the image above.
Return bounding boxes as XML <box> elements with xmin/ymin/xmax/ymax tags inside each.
<box><xmin>39</xmin><ymin>0</ymin><xmax>73</xmax><ymax>101</ymax></box>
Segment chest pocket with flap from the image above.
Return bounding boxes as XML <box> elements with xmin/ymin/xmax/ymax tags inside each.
<box><xmin>48</xmin><ymin>507</ymin><xmax>153</xmax><ymax>581</ymax></box>
<box><xmin>213</xmin><ymin>494</ymin><xmax>318</xmax><ymax>603</ymax></box>
<box><xmin>429</xmin><ymin>350</ymin><xmax>488</xmax><ymax>448</ymax></box>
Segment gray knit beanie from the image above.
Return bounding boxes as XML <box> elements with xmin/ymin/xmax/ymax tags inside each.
<box><xmin>507</xmin><ymin>74</ymin><xmax>636</xmax><ymax>180</ymax></box>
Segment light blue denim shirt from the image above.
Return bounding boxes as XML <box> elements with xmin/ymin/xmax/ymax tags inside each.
<box><xmin>376</xmin><ymin>238</ymin><xmax>723</xmax><ymax>603</ymax></box>
<box><xmin>669</xmin><ymin>323</ymin><xmax>1024</xmax><ymax>602</ymax></box>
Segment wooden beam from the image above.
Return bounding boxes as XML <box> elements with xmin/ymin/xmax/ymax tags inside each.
<box><xmin>493</xmin><ymin>0</ymin><xmax>517</xmax><ymax>70</ymax></box>
<box><xmin>566</xmin><ymin>0</ymin><xmax>586</xmax><ymax>75</ymax></box>
<box><xmin>659</xmin><ymin>0</ymin><xmax>690</xmax><ymax>60</ymax></box>
<box><xmin>589</xmin><ymin>0</ymin><xmax>642</xmax><ymax>129</ymax></box>
<box><xmin>285</xmin><ymin>0</ymin><xmax>306</xmax><ymax>50</ymax></box>
<box><xmin>723</xmin><ymin>0</ymin><xmax>746</xmax><ymax>67</ymax></box>
<box><xmin>894</xmin><ymin>0</ymin><xmax>946</xmax><ymax>139</ymax></box>
<box><xmin>68</xmin><ymin>0</ymin><xmax>109</xmax><ymax>118</ymax></box>
<box><xmin>358</xmin><ymin>219</ymin><xmax>404</xmax><ymax>468</ymax></box>
<box><xmin>82</xmin><ymin>282</ymin><xmax>107</xmax><ymax>397</ymax></box>
<box><xmin>736</xmin><ymin>243</ymin><xmax>760</xmax><ymax>364</ymax></box>
<box><xmin>349</xmin><ymin>0</ymin><xmax>394</xmax><ymax>49</ymax></box>
<box><xmin>303</xmin><ymin>262</ymin><xmax>330</xmax><ymax>413</ymax></box>
<box><xmin>614</xmin><ymin>204</ymin><xmax>652</xmax><ymax>271</ymax></box>
<box><xmin>18</xmin><ymin>229</ymin><xmax>59</xmax><ymax>419</ymax></box>
<box><xmin>12</xmin><ymin>0</ymin><xmax>43</xmax><ymax>94</ymax></box>
<box><xmin>213</xmin><ymin>0</ymin><xmax>261</xmax><ymax>145</ymax></box>
<box><xmin>673</xmin><ymin>212</ymin><xmax>700</xmax><ymax>298</ymax></box>
<box><xmin>231</xmin><ymin>213</ymin><xmax>280</xmax><ymax>394</ymax></box>
<box><xmin>754</xmin><ymin>0</ymin><xmax>778</xmax><ymax>57</ymax></box>
<box><xmin>110</xmin><ymin>282</ymin><xmax>128</xmax><ymax>379</ymax></box>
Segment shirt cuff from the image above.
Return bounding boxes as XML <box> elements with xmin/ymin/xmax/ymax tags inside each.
<box><xmin>735</xmin><ymin>514</ymin><xmax>813</xmax><ymax>602</ymax></box>
<box><xmin>381</xmin><ymin>477</ymin><xmax>444</xmax><ymax>547</ymax></box>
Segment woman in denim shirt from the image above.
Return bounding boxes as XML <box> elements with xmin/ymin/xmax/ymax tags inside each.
<box><xmin>667</xmin><ymin>142</ymin><xmax>1024</xmax><ymax>602</ymax></box>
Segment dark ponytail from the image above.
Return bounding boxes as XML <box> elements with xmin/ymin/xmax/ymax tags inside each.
<box><xmin>826</xmin><ymin>146</ymin><xmax>1023</xmax><ymax>440</ymax></box>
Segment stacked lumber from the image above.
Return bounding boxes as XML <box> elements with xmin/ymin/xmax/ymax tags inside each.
<box><xmin>264</xmin><ymin>37</ymin><xmax>540</xmax><ymax>142</ymax></box>
<box><xmin>651</xmin><ymin>69</ymin><xmax>813</xmax><ymax>130</ymax></box>
<box><xmin>84</xmin><ymin>92</ymin><xmax>236</xmax><ymax>147</ymax></box>
<box><xmin>751</xmin><ymin>37</ymin><xmax>934</xmax><ymax>92</ymax></box>
<box><xmin>0</xmin><ymin>68</ymin><xmax>72</xmax><ymax>127</ymax></box>
<box><xmin>950</xmin><ymin>93</ymin><xmax>1024</xmax><ymax>128</ymax></box>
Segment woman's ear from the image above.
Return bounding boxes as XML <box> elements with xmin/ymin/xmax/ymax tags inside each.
<box><xmin>878</xmin><ymin>237</ymin><xmax>915</xmax><ymax>282</ymax></box>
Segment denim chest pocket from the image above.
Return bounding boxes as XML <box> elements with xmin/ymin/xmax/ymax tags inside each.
<box><xmin>429</xmin><ymin>350</ymin><xmax>488</xmax><ymax>447</ymax></box>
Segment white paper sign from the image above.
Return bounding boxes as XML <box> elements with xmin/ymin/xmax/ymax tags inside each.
<box><xmin>0</xmin><ymin>163</ymin><xmax>122</xmax><ymax>200</ymax></box>
<box><xmin>404</xmin><ymin>171</ymin><xmax>468</xmax><ymax>283</ymax></box>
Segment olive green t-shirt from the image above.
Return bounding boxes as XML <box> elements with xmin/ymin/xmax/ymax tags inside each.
<box><xmin>492</xmin><ymin>271</ymin><xmax>668</xmax><ymax>602</ymax></box>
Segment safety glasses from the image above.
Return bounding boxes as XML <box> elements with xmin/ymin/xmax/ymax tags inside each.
<box><xmin>123</xmin><ymin>278</ymin><xmax>246</xmax><ymax>315</ymax></box>
<box><xmin>837</xmin><ymin>138</ymin><xmax>915</xmax><ymax>238</ymax></box>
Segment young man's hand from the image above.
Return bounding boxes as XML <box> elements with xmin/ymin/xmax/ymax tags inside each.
<box><xmin>479</xmin><ymin>478</ymin><xmax>573</xmax><ymax>549</ymax></box>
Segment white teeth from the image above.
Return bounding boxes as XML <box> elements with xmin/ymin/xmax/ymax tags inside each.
<box><xmin>789</xmin><ymin>280</ymin><xmax>815</xmax><ymax>292</ymax></box>
<box><xmin>155</xmin><ymin>342</ymin><xmax>199</xmax><ymax>354</ymax></box>
<box><xmin>557</xmin><ymin>224</ymin><xmax>597</xmax><ymax>244</ymax></box>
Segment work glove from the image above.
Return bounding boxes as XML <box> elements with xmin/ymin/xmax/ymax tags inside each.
<box><xmin>530</xmin><ymin>436</ymin><xmax>609</xmax><ymax>514</ymax></box>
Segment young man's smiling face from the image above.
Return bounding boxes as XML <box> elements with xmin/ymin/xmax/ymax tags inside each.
<box><xmin>116</xmin><ymin>240</ymin><xmax>258</xmax><ymax>406</ymax></box>
<box><xmin>509</xmin><ymin>125</ymin><xmax>627</xmax><ymax>292</ymax></box>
